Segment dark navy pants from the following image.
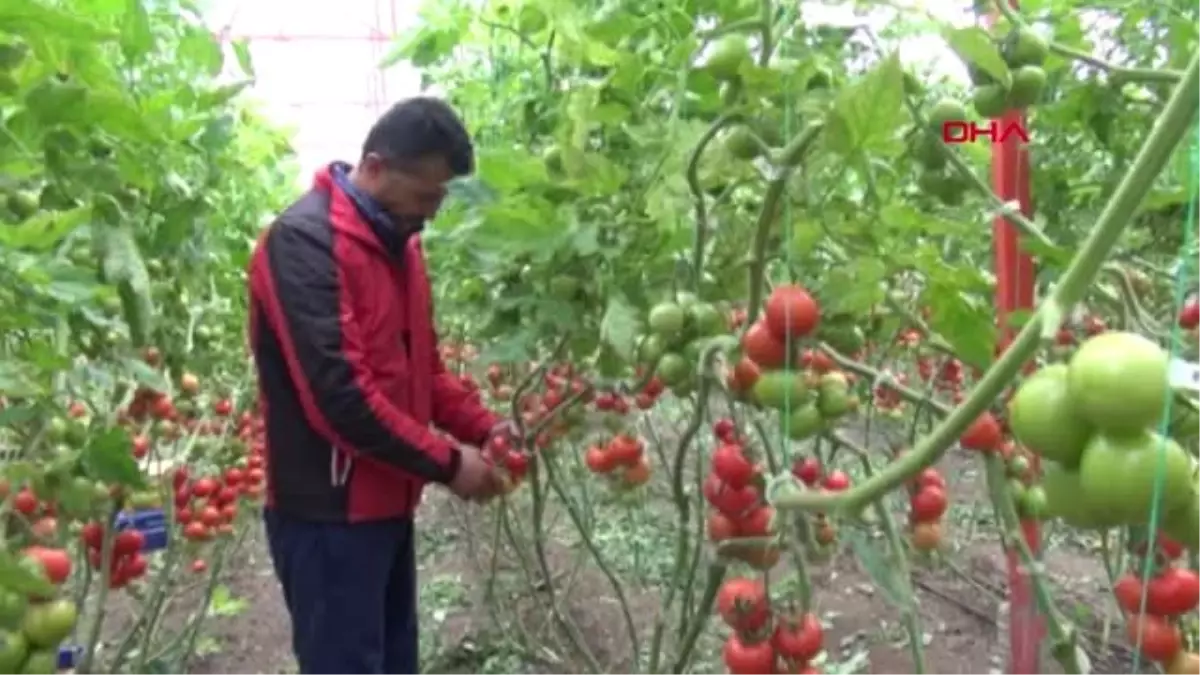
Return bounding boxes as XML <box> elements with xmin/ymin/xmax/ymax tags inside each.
<box><xmin>264</xmin><ymin>509</ymin><xmax>419</xmax><ymax>674</ymax></box>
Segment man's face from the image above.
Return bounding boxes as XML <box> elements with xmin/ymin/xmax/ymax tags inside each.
<box><xmin>358</xmin><ymin>153</ymin><xmax>452</xmax><ymax>231</ymax></box>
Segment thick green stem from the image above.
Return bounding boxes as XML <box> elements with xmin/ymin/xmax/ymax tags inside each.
<box><xmin>770</xmin><ymin>51</ymin><xmax>1200</xmax><ymax>516</ymax></box>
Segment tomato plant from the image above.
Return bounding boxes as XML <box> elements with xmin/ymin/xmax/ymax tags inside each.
<box><xmin>3</xmin><ymin>0</ymin><xmax>1199</xmax><ymax>672</ymax></box>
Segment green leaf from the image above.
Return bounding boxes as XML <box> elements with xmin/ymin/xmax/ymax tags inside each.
<box><xmin>824</xmin><ymin>52</ymin><xmax>907</xmax><ymax>156</ymax></box>
<box><xmin>0</xmin><ymin>403</ymin><xmax>38</xmax><ymax>428</ymax></box>
<box><xmin>924</xmin><ymin>279</ymin><xmax>995</xmax><ymax>371</ymax></box>
<box><xmin>0</xmin><ymin>0</ymin><xmax>115</xmax><ymax>41</ymax></box>
<box><xmin>0</xmin><ymin>550</ymin><xmax>56</xmax><ymax>598</ymax></box>
<box><xmin>178</xmin><ymin>25</ymin><xmax>223</xmax><ymax>77</ymax></box>
<box><xmin>81</xmin><ymin>427</ymin><xmax>145</xmax><ymax>488</ymax></box>
<box><xmin>0</xmin><ymin>360</ymin><xmax>41</xmax><ymax>397</ymax></box>
<box><xmin>599</xmin><ymin>294</ymin><xmax>643</xmax><ymax>363</ymax></box>
<box><xmin>942</xmin><ymin>26</ymin><xmax>1011</xmax><ymax>88</ymax></box>
<box><xmin>119</xmin><ymin>0</ymin><xmax>153</xmax><ymax>63</ymax></box>
<box><xmin>381</xmin><ymin>26</ymin><xmax>462</xmax><ymax>69</ymax></box>
<box><xmin>0</xmin><ymin>206</ymin><xmax>89</xmax><ymax>251</ymax></box>
<box><xmin>231</xmin><ymin>39</ymin><xmax>255</xmax><ymax>77</ymax></box>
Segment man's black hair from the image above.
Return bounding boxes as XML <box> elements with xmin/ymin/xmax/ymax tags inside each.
<box><xmin>361</xmin><ymin>97</ymin><xmax>474</xmax><ymax>176</ymax></box>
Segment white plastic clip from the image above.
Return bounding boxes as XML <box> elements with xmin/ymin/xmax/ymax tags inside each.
<box><xmin>1168</xmin><ymin>358</ymin><xmax>1200</xmax><ymax>392</ymax></box>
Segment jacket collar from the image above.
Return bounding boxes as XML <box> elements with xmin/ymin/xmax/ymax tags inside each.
<box><xmin>313</xmin><ymin>162</ymin><xmax>422</xmax><ymax>258</ymax></box>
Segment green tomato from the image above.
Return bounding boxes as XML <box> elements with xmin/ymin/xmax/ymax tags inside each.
<box><xmin>1162</xmin><ymin>497</ymin><xmax>1200</xmax><ymax>551</ymax></box>
<box><xmin>20</xmin><ymin>648</ymin><xmax>55</xmax><ymax>674</ymax></box>
<box><xmin>1077</xmin><ymin>432</ymin><xmax>1196</xmax><ymax>526</ymax></box>
<box><xmin>1018</xmin><ymin>484</ymin><xmax>1049</xmax><ymax>520</ymax></box>
<box><xmin>656</xmin><ymin>352</ymin><xmax>690</xmax><ymax>387</ymax></box>
<box><xmin>1008</xmin><ymin>66</ymin><xmax>1046</xmax><ymax>109</ymax></box>
<box><xmin>816</xmin><ymin>373</ymin><xmax>853</xmax><ymax>418</ymax></box>
<box><xmin>1006</xmin><ymin>27</ymin><xmax>1049</xmax><ymax>67</ymax></box>
<box><xmin>784</xmin><ymin>404</ymin><xmax>824</xmax><ymax>440</ymax></box>
<box><xmin>0</xmin><ymin>590</ymin><xmax>27</xmax><ymax>630</ymax></box>
<box><xmin>927</xmin><ymin>99</ymin><xmax>968</xmax><ymax>132</ymax></box>
<box><xmin>1067</xmin><ymin>331</ymin><xmax>1169</xmax><ymax>436</ymax></box>
<box><xmin>705</xmin><ymin>35</ymin><xmax>751</xmax><ymax>81</ymax></box>
<box><xmin>647</xmin><ymin>303</ymin><xmax>686</xmax><ymax>341</ymax></box>
<box><xmin>20</xmin><ymin>599</ymin><xmax>77</xmax><ymax>648</ymax></box>
<box><xmin>972</xmin><ymin>83</ymin><xmax>1010</xmax><ymax>118</ymax></box>
<box><xmin>1041</xmin><ymin>462</ymin><xmax>1112</xmax><ymax>529</ymax></box>
<box><xmin>1008</xmin><ymin>364</ymin><xmax>1093</xmax><ymax>467</ymax></box>
<box><xmin>688</xmin><ymin>302</ymin><xmax>726</xmax><ymax>337</ymax></box>
<box><xmin>752</xmin><ymin>371</ymin><xmax>809</xmax><ymax>411</ymax></box>
<box><xmin>0</xmin><ymin>630</ymin><xmax>28</xmax><ymax>673</ymax></box>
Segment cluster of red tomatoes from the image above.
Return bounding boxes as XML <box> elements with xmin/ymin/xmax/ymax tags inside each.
<box><xmin>620</xmin><ymin>369</ymin><xmax>667</xmax><ymax>410</ymax></box>
<box><xmin>728</xmin><ymin>284</ymin><xmax>822</xmax><ymax>395</ymax></box>
<box><xmin>703</xmin><ymin>421</ymin><xmax>781</xmax><ymax>567</ymax></box>
<box><xmin>484</xmin><ymin>433</ymin><xmax>530</xmax><ymax>491</ymax></box>
<box><xmin>902</xmin><ymin>462</ymin><xmax>948</xmax><ymax>552</ymax></box>
<box><xmin>79</xmin><ymin>523</ymin><xmax>148</xmax><ymax>589</ymax></box>
<box><xmin>1112</xmin><ymin>543</ymin><xmax>1199</xmax><ymax>674</ymax></box>
<box><xmin>172</xmin><ymin>460</ymin><xmax>260</xmax><ymax>574</ymax></box>
<box><xmin>789</xmin><ymin>457</ymin><xmax>847</xmax><ymax>547</ymax></box>
<box><xmin>582</xmin><ymin>434</ymin><xmax>651</xmax><ymax>489</ymax></box>
<box><xmin>717</xmin><ymin>577</ymin><xmax>825</xmax><ymax>674</ymax></box>
<box><xmin>8</xmin><ymin>484</ymin><xmax>61</xmax><ymax>542</ymax></box>
<box><xmin>914</xmin><ymin>356</ymin><xmax>966</xmax><ymax>402</ymax></box>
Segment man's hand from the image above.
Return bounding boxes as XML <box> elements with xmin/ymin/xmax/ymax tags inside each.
<box><xmin>447</xmin><ymin>444</ymin><xmax>503</xmax><ymax>502</ymax></box>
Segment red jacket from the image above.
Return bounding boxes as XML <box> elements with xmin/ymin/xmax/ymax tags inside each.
<box><xmin>247</xmin><ymin>164</ymin><xmax>498</xmax><ymax>522</ymax></box>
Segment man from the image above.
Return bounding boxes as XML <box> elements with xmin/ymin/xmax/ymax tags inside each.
<box><xmin>246</xmin><ymin>97</ymin><xmax>509</xmax><ymax>675</ymax></box>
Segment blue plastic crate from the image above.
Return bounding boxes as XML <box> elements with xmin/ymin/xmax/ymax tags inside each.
<box><xmin>57</xmin><ymin>645</ymin><xmax>81</xmax><ymax>670</ymax></box>
<box><xmin>113</xmin><ymin>508</ymin><xmax>169</xmax><ymax>553</ymax></box>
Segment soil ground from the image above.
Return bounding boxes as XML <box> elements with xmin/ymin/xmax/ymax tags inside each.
<box><xmin>147</xmin><ymin>418</ymin><xmax>1147</xmax><ymax>675</ymax></box>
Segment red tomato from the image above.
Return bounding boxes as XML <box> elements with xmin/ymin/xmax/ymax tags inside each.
<box><xmin>12</xmin><ymin>488</ymin><xmax>38</xmax><ymax>516</ymax></box>
<box><xmin>723</xmin><ymin>634</ymin><xmax>777</xmax><ymax>675</ymax></box>
<box><xmin>1145</xmin><ymin>567</ymin><xmax>1200</xmax><ymax>617</ymax></box>
<box><xmin>821</xmin><ymin>469</ymin><xmax>850</xmax><ymax>492</ymax></box>
<box><xmin>1179</xmin><ymin>297</ymin><xmax>1199</xmax><ymax>330</ymax></box>
<box><xmin>910</xmin><ymin>487</ymin><xmax>949</xmax><ymax>523</ymax></box>
<box><xmin>772</xmin><ymin>612</ymin><xmax>824</xmax><ymax>662</ymax></box>
<box><xmin>742</xmin><ymin>320</ymin><xmax>788</xmax><ymax>369</ymax></box>
<box><xmin>1126</xmin><ymin>613</ymin><xmax>1182</xmax><ymax>663</ymax></box>
<box><xmin>114</xmin><ymin>530</ymin><xmax>145</xmax><ymax>556</ymax></box>
<box><xmin>960</xmin><ymin>412</ymin><xmax>1002</xmax><ymax>452</ymax></box>
<box><xmin>712</xmin><ymin>444</ymin><xmax>755</xmax><ymax>489</ymax></box>
<box><xmin>791</xmin><ymin>457</ymin><xmax>821</xmax><ymax>486</ymax></box>
<box><xmin>737</xmin><ymin>505</ymin><xmax>776</xmax><ymax>537</ymax></box>
<box><xmin>764</xmin><ymin>284</ymin><xmax>821</xmax><ymax>341</ymax></box>
<box><xmin>23</xmin><ymin>546</ymin><xmax>71</xmax><ymax>585</ymax></box>
<box><xmin>80</xmin><ymin>522</ymin><xmax>104</xmax><ymax>549</ymax></box>
<box><xmin>707</xmin><ymin>511</ymin><xmax>739</xmax><ymax>542</ymax></box>
<box><xmin>716</xmin><ymin>577</ymin><xmax>771</xmax><ymax>633</ymax></box>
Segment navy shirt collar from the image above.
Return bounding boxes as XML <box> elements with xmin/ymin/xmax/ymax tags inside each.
<box><xmin>329</xmin><ymin>161</ymin><xmax>421</xmax><ymax>258</ymax></box>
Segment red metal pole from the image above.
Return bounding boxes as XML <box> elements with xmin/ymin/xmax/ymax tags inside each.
<box><xmin>989</xmin><ymin>5</ymin><xmax>1042</xmax><ymax>672</ymax></box>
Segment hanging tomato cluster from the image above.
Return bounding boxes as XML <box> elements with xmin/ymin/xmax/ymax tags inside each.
<box><xmin>728</xmin><ymin>284</ymin><xmax>822</xmax><ymax>397</ymax></box>
<box><xmin>485</xmin><ymin>433</ymin><xmax>530</xmax><ymax>492</ymax></box>
<box><xmin>717</xmin><ymin>577</ymin><xmax>826</xmax><ymax>674</ymax></box>
<box><xmin>623</xmin><ymin>369</ymin><xmax>667</xmax><ymax>410</ymax></box>
<box><xmin>701</xmin><ymin>422</ymin><xmax>782</xmax><ymax>569</ymax></box>
<box><xmin>905</xmin><ymin>464</ymin><xmax>949</xmax><ymax>552</ymax></box>
<box><xmin>79</xmin><ymin>523</ymin><xmax>148</xmax><ymax>589</ymax></box>
<box><xmin>583</xmin><ymin>434</ymin><xmax>652</xmax><ymax>489</ymax></box>
<box><xmin>789</xmin><ymin>457</ymin><xmax>848</xmax><ymax>547</ymax></box>
<box><xmin>915</xmin><ymin>356</ymin><xmax>966</xmax><ymax>403</ymax></box>
<box><xmin>172</xmin><ymin>466</ymin><xmax>244</xmax><ymax>575</ymax></box>
<box><xmin>1112</xmin><ymin>536</ymin><xmax>1200</xmax><ymax>674</ymax></box>
<box><xmin>871</xmin><ymin>371</ymin><xmax>909</xmax><ymax>414</ymax></box>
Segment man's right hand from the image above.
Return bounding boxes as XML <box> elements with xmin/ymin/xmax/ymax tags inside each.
<box><xmin>448</xmin><ymin>444</ymin><xmax>503</xmax><ymax>502</ymax></box>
